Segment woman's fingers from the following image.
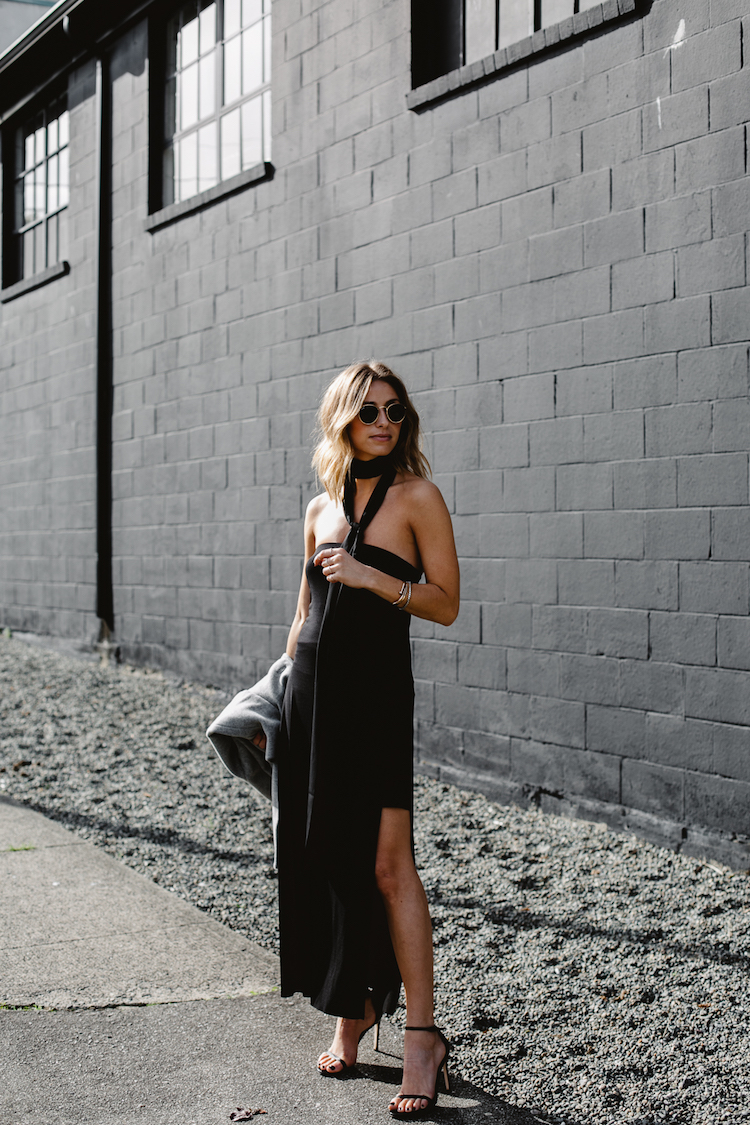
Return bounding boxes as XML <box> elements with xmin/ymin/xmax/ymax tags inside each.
<box><xmin>315</xmin><ymin>548</ymin><xmax>345</xmax><ymax>582</ymax></box>
<box><xmin>251</xmin><ymin>731</ymin><xmax>267</xmax><ymax>750</ymax></box>
<box><xmin>313</xmin><ymin>547</ymin><xmax>365</xmax><ymax>587</ymax></box>
<box><xmin>314</xmin><ymin>548</ymin><xmax>341</xmax><ymax>565</ymax></box>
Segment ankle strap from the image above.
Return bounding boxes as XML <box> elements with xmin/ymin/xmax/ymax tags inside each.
<box><xmin>405</xmin><ymin>1025</ymin><xmax>436</xmax><ymax>1032</ymax></box>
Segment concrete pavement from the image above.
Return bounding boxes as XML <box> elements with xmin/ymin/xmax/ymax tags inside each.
<box><xmin>0</xmin><ymin>795</ymin><xmax>534</xmax><ymax>1124</ymax></box>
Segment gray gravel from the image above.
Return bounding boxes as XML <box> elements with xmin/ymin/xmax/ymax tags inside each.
<box><xmin>1</xmin><ymin>631</ymin><xmax>749</xmax><ymax>1125</ymax></box>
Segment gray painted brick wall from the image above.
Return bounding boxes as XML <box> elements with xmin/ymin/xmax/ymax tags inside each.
<box><xmin>1</xmin><ymin>0</ymin><xmax>749</xmax><ymax>864</ymax></box>
<box><xmin>0</xmin><ymin>61</ymin><xmax>99</xmax><ymax>642</ymax></box>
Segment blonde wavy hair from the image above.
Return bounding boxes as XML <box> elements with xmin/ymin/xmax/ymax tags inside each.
<box><xmin>312</xmin><ymin>362</ymin><xmax>431</xmax><ymax>500</ymax></box>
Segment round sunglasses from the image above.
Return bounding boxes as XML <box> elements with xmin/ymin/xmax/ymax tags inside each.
<box><xmin>358</xmin><ymin>401</ymin><xmax>406</xmax><ymax>425</ymax></box>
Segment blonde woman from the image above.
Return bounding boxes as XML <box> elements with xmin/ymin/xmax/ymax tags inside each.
<box><xmin>276</xmin><ymin>362</ymin><xmax>460</xmax><ymax>1118</ymax></box>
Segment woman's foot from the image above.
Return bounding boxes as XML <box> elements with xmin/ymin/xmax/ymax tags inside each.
<box><xmin>389</xmin><ymin>1027</ymin><xmax>449</xmax><ymax>1115</ymax></box>
<box><xmin>317</xmin><ymin>997</ymin><xmax>378</xmax><ymax>1075</ymax></box>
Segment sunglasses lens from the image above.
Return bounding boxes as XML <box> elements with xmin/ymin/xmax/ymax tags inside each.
<box><xmin>358</xmin><ymin>402</ymin><xmax>406</xmax><ymax>424</ymax></box>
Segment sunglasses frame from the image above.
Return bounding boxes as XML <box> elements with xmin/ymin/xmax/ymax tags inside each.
<box><xmin>358</xmin><ymin>401</ymin><xmax>406</xmax><ymax>425</ymax></box>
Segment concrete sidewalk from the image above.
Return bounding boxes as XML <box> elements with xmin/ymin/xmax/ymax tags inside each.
<box><xmin>0</xmin><ymin>796</ymin><xmax>531</xmax><ymax>1125</ymax></box>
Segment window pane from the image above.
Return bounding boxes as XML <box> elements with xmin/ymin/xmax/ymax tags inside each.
<box><xmin>35</xmin><ymin>125</ymin><xmax>45</xmax><ymax>165</ymax></box>
<box><xmin>163</xmin><ymin>145</ymin><xmax>175</xmax><ymax>206</ymax></box>
<box><xmin>180</xmin><ymin>61</ymin><xmax>199</xmax><ymax>129</ymax></box>
<box><xmin>177</xmin><ymin>130</ymin><xmax>198</xmax><ymax>200</ymax></box>
<box><xmin>180</xmin><ymin>14</ymin><xmax>199</xmax><ymax>68</ymax></box>
<box><xmin>25</xmin><ymin>130</ymin><xmax>35</xmax><ymax>170</ymax></box>
<box><xmin>242</xmin><ymin>22</ymin><xmax>263</xmax><ymax>96</ymax></box>
<box><xmin>541</xmin><ymin>0</ymin><xmax>573</xmax><ymax>26</ymax></box>
<box><xmin>199</xmin><ymin>51</ymin><xmax>216</xmax><ymax>118</ymax></box>
<box><xmin>242</xmin><ymin>0</ymin><xmax>262</xmax><ymax>27</ymax></box>
<box><xmin>241</xmin><ymin>94</ymin><xmax>262</xmax><ymax>168</ymax></box>
<box><xmin>263</xmin><ymin>12</ymin><xmax>271</xmax><ymax>83</ymax></box>
<box><xmin>465</xmin><ymin>0</ymin><xmax>496</xmax><ymax>64</ymax></box>
<box><xmin>36</xmin><ymin>169</ymin><xmax>46</xmax><ymax>217</ymax></box>
<box><xmin>34</xmin><ymin>222</ymin><xmax>45</xmax><ymax>273</ymax></box>
<box><xmin>47</xmin><ymin>213</ymin><xmax>58</xmax><ymax>266</ymax></box>
<box><xmin>24</xmin><ymin>171</ymin><xmax>36</xmax><ymax>224</ymax></box>
<box><xmin>58</xmin><ymin>110</ymin><xmax>69</xmax><ymax>149</ymax></box>
<box><xmin>58</xmin><ymin>209</ymin><xmax>69</xmax><ymax>262</ymax></box>
<box><xmin>198</xmin><ymin>120</ymin><xmax>218</xmax><ymax>192</ymax></box>
<box><xmin>498</xmin><ymin>0</ymin><xmax>533</xmax><ymax>49</ymax></box>
<box><xmin>47</xmin><ymin>117</ymin><xmax>59</xmax><ymax>155</ymax></box>
<box><xmin>58</xmin><ymin>147</ymin><xmax>69</xmax><ymax>208</ymax></box>
<box><xmin>35</xmin><ymin>170</ymin><xmax>45</xmax><ymax>218</ymax></box>
<box><xmin>263</xmin><ymin>88</ymin><xmax>271</xmax><ymax>162</ymax></box>
<box><xmin>48</xmin><ymin>153</ymin><xmax>59</xmax><ymax>213</ymax></box>
<box><xmin>164</xmin><ymin>75</ymin><xmax>177</xmax><ymax>137</ymax></box>
<box><xmin>225</xmin><ymin>0</ymin><xmax>241</xmax><ymax>37</ymax></box>
<box><xmin>23</xmin><ymin>229</ymin><xmax>35</xmax><ymax>279</ymax></box>
<box><xmin>199</xmin><ymin>3</ymin><xmax>217</xmax><ymax>52</ymax></box>
<box><xmin>220</xmin><ymin>107</ymin><xmax>241</xmax><ymax>180</ymax></box>
<box><xmin>224</xmin><ymin>33</ymin><xmax>242</xmax><ymax>104</ymax></box>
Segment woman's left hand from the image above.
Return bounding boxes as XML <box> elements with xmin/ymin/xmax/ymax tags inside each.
<box><xmin>314</xmin><ymin>547</ymin><xmax>369</xmax><ymax>589</ymax></box>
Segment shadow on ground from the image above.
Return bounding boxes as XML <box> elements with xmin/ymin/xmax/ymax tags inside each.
<box><xmin>0</xmin><ymin>994</ymin><xmax>570</xmax><ymax>1125</ymax></box>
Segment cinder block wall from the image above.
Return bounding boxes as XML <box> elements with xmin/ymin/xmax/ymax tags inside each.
<box><xmin>0</xmin><ymin>62</ymin><xmax>99</xmax><ymax>640</ymax></box>
<box><xmin>2</xmin><ymin>0</ymin><xmax>749</xmax><ymax>861</ymax></box>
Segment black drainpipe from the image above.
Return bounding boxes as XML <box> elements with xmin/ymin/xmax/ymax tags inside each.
<box><xmin>64</xmin><ymin>12</ymin><xmax>115</xmax><ymax>651</ymax></box>
<box><xmin>94</xmin><ymin>51</ymin><xmax>114</xmax><ymax>649</ymax></box>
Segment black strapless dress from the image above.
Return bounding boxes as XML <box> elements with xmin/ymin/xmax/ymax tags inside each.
<box><xmin>276</xmin><ymin>539</ymin><xmax>422</xmax><ymax>1019</ymax></box>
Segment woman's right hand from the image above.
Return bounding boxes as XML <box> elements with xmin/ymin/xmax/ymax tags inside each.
<box><xmin>252</xmin><ymin>731</ymin><xmax>267</xmax><ymax>751</ymax></box>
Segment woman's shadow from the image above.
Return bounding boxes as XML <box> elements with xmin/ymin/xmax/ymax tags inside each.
<box><xmin>354</xmin><ymin>1043</ymin><xmax>576</xmax><ymax>1124</ymax></box>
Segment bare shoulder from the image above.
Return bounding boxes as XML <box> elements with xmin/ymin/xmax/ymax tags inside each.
<box><xmin>305</xmin><ymin>491</ymin><xmax>330</xmax><ymax>522</ymax></box>
<box><xmin>399</xmin><ymin>474</ymin><xmax>448</xmax><ymax>512</ymax></box>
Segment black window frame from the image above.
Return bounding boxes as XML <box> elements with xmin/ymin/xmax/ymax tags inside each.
<box><xmin>410</xmin><ymin>0</ymin><xmax>636</xmax><ymax>98</ymax></box>
<box><xmin>1</xmin><ymin>88</ymin><xmax>70</xmax><ymax>292</ymax></box>
<box><xmin>148</xmin><ymin>0</ymin><xmax>271</xmax><ymax>217</ymax></box>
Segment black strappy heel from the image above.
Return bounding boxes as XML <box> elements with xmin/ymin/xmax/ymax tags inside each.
<box><xmin>389</xmin><ymin>1025</ymin><xmax>451</xmax><ymax>1118</ymax></box>
<box><xmin>317</xmin><ymin>1010</ymin><xmax>382</xmax><ymax>1076</ymax></box>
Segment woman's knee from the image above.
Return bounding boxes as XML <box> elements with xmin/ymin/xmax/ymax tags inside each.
<box><xmin>375</xmin><ymin>852</ymin><xmax>417</xmax><ymax>899</ymax></box>
<box><xmin>375</xmin><ymin>808</ymin><xmax>416</xmax><ymax>897</ymax></box>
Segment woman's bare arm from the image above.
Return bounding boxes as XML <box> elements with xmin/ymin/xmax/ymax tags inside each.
<box><xmin>284</xmin><ymin>496</ymin><xmax>322</xmax><ymax>660</ymax></box>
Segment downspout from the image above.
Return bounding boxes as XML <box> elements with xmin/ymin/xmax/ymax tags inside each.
<box><xmin>93</xmin><ymin>50</ymin><xmax>115</xmax><ymax>655</ymax></box>
<box><xmin>63</xmin><ymin>16</ymin><xmax>115</xmax><ymax>654</ymax></box>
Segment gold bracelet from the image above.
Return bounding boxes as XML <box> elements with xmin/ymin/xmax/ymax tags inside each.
<box><xmin>394</xmin><ymin>580</ymin><xmax>412</xmax><ymax>611</ymax></box>
<box><xmin>392</xmin><ymin>581</ymin><xmax>408</xmax><ymax>607</ymax></box>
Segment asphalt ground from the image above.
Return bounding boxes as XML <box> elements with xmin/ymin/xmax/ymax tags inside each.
<box><xmin>0</xmin><ymin>795</ymin><xmax>536</xmax><ymax>1125</ymax></box>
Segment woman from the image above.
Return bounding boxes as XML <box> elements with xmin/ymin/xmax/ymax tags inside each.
<box><xmin>276</xmin><ymin>362</ymin><xmax>460</xmax><ymax>1118</ymax></box>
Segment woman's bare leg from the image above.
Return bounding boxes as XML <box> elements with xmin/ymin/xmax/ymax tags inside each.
<box><xmin>376</xmin><ymin>808</ymin><xmax>448</xmax><ymax>1114</ymax></box>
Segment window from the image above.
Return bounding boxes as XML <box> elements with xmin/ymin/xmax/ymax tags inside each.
<box><xmin>412</xmin><ymin>0</ymin><xmax>602</xmax><ymax>88</ymax></box>
<box><xmin>162</xmin><ymin>0</ymin><xmax>271</xmax><ymax>207</ymax></box>
<box><xmin>10</xmin><ymin>97</ymin><xmax>69</xmax><ymax>283</ymax></box>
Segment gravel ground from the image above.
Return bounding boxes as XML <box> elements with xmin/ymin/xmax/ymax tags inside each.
<box><xmin>1</xmin><ymin>631</ymin><xmax>749</xmax><ymax>1125</ymax></box>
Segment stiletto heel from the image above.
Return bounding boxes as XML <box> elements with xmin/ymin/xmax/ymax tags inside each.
<box><xmin>388</xmin><ymin>1025</ymin><xmax>451</xmax><ymax>1118</ymax></box>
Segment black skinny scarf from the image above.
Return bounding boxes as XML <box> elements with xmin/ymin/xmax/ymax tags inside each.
<box><xmin>306</xmin><ymin>457</ymin><xmax>397</xmax><ymax>841</ymax></box>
